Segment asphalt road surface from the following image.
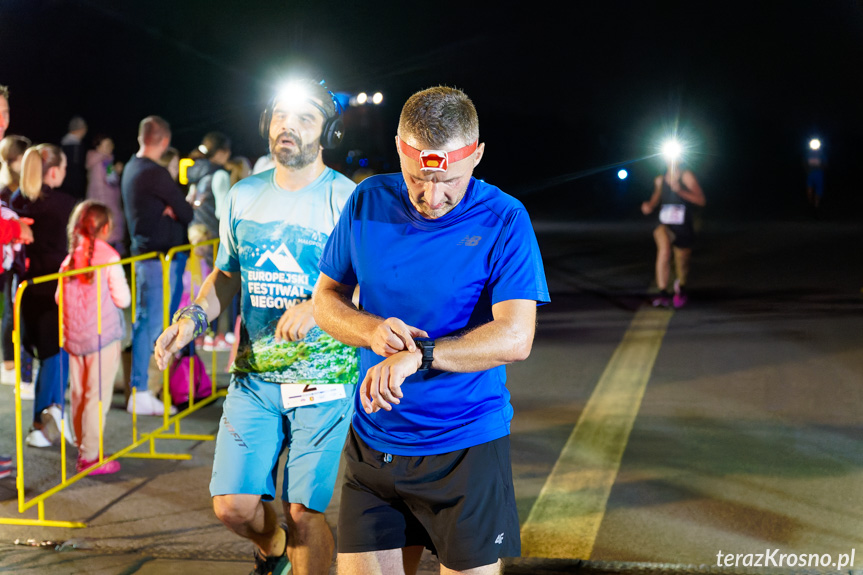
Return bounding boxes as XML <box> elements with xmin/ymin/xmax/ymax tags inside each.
<box><xmin>1</xmin><ymin>218</ymin><xmax>861</xmax><ymax>574</ymax></box>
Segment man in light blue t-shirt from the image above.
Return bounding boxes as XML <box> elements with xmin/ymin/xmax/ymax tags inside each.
<box><xmin>315</xmin><ymin>86</ymin><xmax>549</xmax><ymax>575</ymax></box>
<box><xmin>155</xmin><ymin>79</ymin><xmax>355</xmax><ymax>575</ymax></box>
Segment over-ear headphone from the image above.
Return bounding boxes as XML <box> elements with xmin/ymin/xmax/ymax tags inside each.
<box><xmin>259</xmin><ymin>80</ymin><xmax>345</xmax><ymax>149</ymax></box>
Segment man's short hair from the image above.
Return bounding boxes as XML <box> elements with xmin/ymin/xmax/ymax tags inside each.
<box><xmin>68</xmin><ymin>115</ymin><xmax>87</xmax><ymax>132</ymax></box>
<box><xmin>0</xmin><ymin>85</ymin><xmax>9</xmax><ymax>100</ymax></box>
<box><xmin>398</xmin><ymin>86</ymin><xmax>479</xmax><ymax>149</ymax></box>
<box><xmin>307</xmin><ymin>80</ymin><xmax>338</xmax><ymax>119</ymax></box>
<box><xmin>138</xmin><ymin>116</ymin><xmax>171</xmax><ymax>146</ymax></box>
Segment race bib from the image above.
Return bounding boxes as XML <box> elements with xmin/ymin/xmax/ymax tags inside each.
<box><xmin>659</xmin><ymin>204</ymin><xmax>686</xmax><ymax>225</ymax></box>
<box><xmin>281</xmin><ymin>383</ymin><xmax>347</xmax><ymax>409</ymax></box>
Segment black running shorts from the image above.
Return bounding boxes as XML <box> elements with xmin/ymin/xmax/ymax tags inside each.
<box><xmin>667</xmin><ymin>221</ymin><xmax>695</xmax><ymax>249</ymax></box>
<box><xmin>337</xmin><ymin>426</ymin><xmax>521</xmax><ymax>571</ymax></box>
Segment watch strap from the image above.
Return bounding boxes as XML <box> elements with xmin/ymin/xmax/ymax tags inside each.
<box><xmin>414</xmin><ymin>337</ymin><xmax>435</xmax><ymax>371</ymax></box>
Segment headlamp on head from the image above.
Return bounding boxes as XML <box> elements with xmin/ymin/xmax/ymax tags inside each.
<box><xmin>261</xmin><ymin>79</ymin><xmax>345</xmax><ymax>149</ymax></box>
<box><xmin>397</xmin><ymin>136</ymin><xmax>478</xmax><ymax>172</ymax></box>
<box><xmin>275</xmin><ymin>81</ymin><xmax>331</xmax><ymax>121</ymax></box>
<box><xmin>661</xmin><ymin>138</ymin><xmax>683</xmax><ymax>163</ymax></box>
<box><xmin>276</xmin><ymin>82</ymin><xmax>313</xmax><ymax>109</ymax></box>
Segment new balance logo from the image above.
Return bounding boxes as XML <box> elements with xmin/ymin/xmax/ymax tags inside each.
<box><xmin>494</xmin><ymin>533</ymin><xmax>504</xmax><ymax>545</ymax></box>
<box><xmin>458</xmin><ymin>235</ymin><xmax>482</xmax><ymax>246</ymax></box>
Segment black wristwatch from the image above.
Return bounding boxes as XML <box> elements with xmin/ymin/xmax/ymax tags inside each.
<box><xmin>413</xmin><ymin>337</ymin><xmax>435</xmax><ymax>371</ymax></box>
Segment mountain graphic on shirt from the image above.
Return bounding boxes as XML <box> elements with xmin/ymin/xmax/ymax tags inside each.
<box><xmin>254</xmin><ymin>243</ymin><xmax>303</xmax><ymax>273</ymax></box>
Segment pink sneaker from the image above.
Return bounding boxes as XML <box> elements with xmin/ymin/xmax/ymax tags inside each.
<box><xmin>651</xmin><ymin>290</ymin><xmax>671</xmax><ymax>308</ymax></box>
<box><xmin>77</xmin><ymin>456</ymin><xmax>121</xmax><ymax>475</ymax></box>
<box><xmin>673</xmin><ymin>280</ymin><xmax>688</xmax><ymax>308</ymax></box>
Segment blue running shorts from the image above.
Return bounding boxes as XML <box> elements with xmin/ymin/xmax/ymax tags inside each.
<box><xmin>210</xmin><ymin>376</ymin><xmax>353</xmax><ymax>512</ymax></box>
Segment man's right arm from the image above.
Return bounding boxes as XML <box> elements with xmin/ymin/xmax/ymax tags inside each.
<box><xmin>154</xmin><ymin>267</ymin><xmax>241</xmax><ymax>369</ymax></box>
<box><xmin>641</xmin><ymin>176</ymin><xmax>662</xmax><ymax>214</ymax></box>
<box><xmin>313</xmin><ymin>272</ymin><xmax>426</xmax><ymax>357</ymax></box>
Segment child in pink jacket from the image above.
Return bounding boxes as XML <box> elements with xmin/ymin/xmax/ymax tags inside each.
<box><xmin>56</xmin><ymin>200</ymin><xmax>131</xmax><ymax>474</ymax></box>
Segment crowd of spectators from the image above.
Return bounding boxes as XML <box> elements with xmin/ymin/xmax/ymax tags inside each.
<box><xmin>0</xmin><ymin>83</ymin><xmax>253</xmax><ymax>475</ymax></box>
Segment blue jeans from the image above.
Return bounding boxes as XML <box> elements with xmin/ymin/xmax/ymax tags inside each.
<box><xmin>169</xmin><ymin>252</ymin><xmax>188</xmax><ymax>320</ymax></box>
<box><xmin>129</xmin><ymin>254</ymin><xmax>187</xmax><ymax>391</ymax></box>
<box><xmin>33</xmin><ymin>350</ymin><xmax>69</xmax><ymax>425</ymax></box>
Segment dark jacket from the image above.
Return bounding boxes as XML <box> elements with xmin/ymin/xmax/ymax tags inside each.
<box><xmin>11</xmin><ymin>185</ymin><xmax>77</xmax><ymax>280</ymax></box>
<box><xmin>11</xmin><ymin>185</ymin><xmax>78</xmax><ymax>358</ymax></box>
<box><xmin>59</xmin><ymin>139</ymin><xmax>88</xmax><ymax>200</ymax></box>
<box><xmin>121</xmin><ymin>155</ymin><xmax>193</xmax><ymax>256</ymax></box>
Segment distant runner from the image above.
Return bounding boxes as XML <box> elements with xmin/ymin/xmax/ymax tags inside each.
<box><xmin>641</xmin><ymin>158</ymin><xmax>706</xmax><ymax>308</ymax></box>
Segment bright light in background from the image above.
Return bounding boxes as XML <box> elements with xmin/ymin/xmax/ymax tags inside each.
<box><xmin>275</xmin><ymin>82</ymin><xmax>313</xmax><ymax>108</ymax></box>
<box><xmin>661</xmin><ymin>138</ymin><xmax>683</xmax><ymax>162</ymax></box>
<box><xmin>351</xmin><ymin>91</ymin><xmax>383</xmax><ymax>106</ymax></box>
<box><xmin>809</xmin><ymin>138</ymin><xmax>822</xmax><ymax>151</ymax></box>
<box><xmin>617</xmin><ymin>169</ymin><xmax>628</xmax><ymax>180</ymax></box>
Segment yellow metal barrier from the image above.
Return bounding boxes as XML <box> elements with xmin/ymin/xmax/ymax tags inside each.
<box><xmin>154</xmin><ymin>239</ymin><xmax>222</xmax><ymax>442</ymax></box>
<box><xmin>1</xmin><ymin>240</ymin><xmax>226</xmax><ymax>527</ymax></box>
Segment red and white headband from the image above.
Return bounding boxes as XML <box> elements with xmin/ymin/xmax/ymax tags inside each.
<box><xmin>397</xmin><ymin>136</ymin><xmax>478</xmax><ymax>172</ymax></box>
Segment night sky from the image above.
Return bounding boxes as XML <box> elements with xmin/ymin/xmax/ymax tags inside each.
<box><xmin>2</xmin><ymin>0</ymin><xmax>862</xmax><ymax>220</ymax></box>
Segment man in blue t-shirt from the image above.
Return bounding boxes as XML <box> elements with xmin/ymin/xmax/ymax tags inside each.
<box><xmin>155</xmin><ymin>79</ymin><xmax>355</xmax><ymax>575</ymax></box>
<box><xmin>315</xmin><ymin>86</ymin><xmax>550</xmax><ymax>575</ymax></box>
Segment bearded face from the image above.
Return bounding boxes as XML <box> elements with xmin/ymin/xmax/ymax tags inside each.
<box><xmin>270</xmin><ymin>130</ymin><xmax>320</xmax><ymax>169</ymax></box>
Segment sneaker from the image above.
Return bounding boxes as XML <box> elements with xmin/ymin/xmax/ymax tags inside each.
<box><xmin>0</xmin><ymin>465</ymin><xmax>13</xmax><ymax>480</ymax></box>
<box><xmin>249</xmin><ymin>527</ymin><xmax>291</xmax><ymax>575</ymax></box>
<box><xmin>673</xmin><ymin>280</ymin><xmax>688</xmax><ymax>308</ymax></box>
<box><xmin>224</xmin><ymin>332</ymin><xmax>236</xmax><ymax>346</ymax></box>
<box><xmin>26</xmin><ymin>428</ymin><xmax>52</xmax><ymax>448</ymax></box>
<box><xmin>126</xmin><ymin>390</ymin><xmax>178</xmax><ymax>416</ymax></box>
<box><xmin>651</xmin><ymin>290</ymin><xmax>671</xmax><ymax>308</ymax></box>
<box><xmin>1</xmin><ymin>367</ymin><xmax>15</xmax><ymax>385</ymax></box>
<box><xmin>214</xmin><ymin>334</ymin><xmax>232</xmax><ymax>351</ymax></box>
<box><xmin>77</xmin><ymin>456</ymin><xmax>121</xmax><ymax>475</ymax></box>
<box><xmin>202</xmin><ymin>334</ymin><xmax>216</xmax><ymax>352</ymax></box>
<box><xmin>0</xmin><ymin>454</ymin><xmax>12</xmax><ymax>466</ymax></box>
<box><xmin>15</xmin><ymin>381</ymin><xmax>35</xmax><ymax>400</ymax></box>
<box><xmin>40</xmin><ymin>404</ymin><xmax>63</xmax><ymax>444</ymax></box>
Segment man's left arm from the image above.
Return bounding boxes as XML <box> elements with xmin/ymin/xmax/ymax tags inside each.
<box><xmin>429</xmin><ymin>299</ymin><xmax>536</xmax><ymax>371</ymax></box>
<box><xmin>359</xmin><ymin>299</ymin><xmax>536</xmax><ymax>414</ymax></box>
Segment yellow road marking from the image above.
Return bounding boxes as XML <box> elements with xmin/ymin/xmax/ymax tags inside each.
<box><xmin>521</xmin><ymin>307</ymin><xmax>673</xmax><ymax>559</ymax></box>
